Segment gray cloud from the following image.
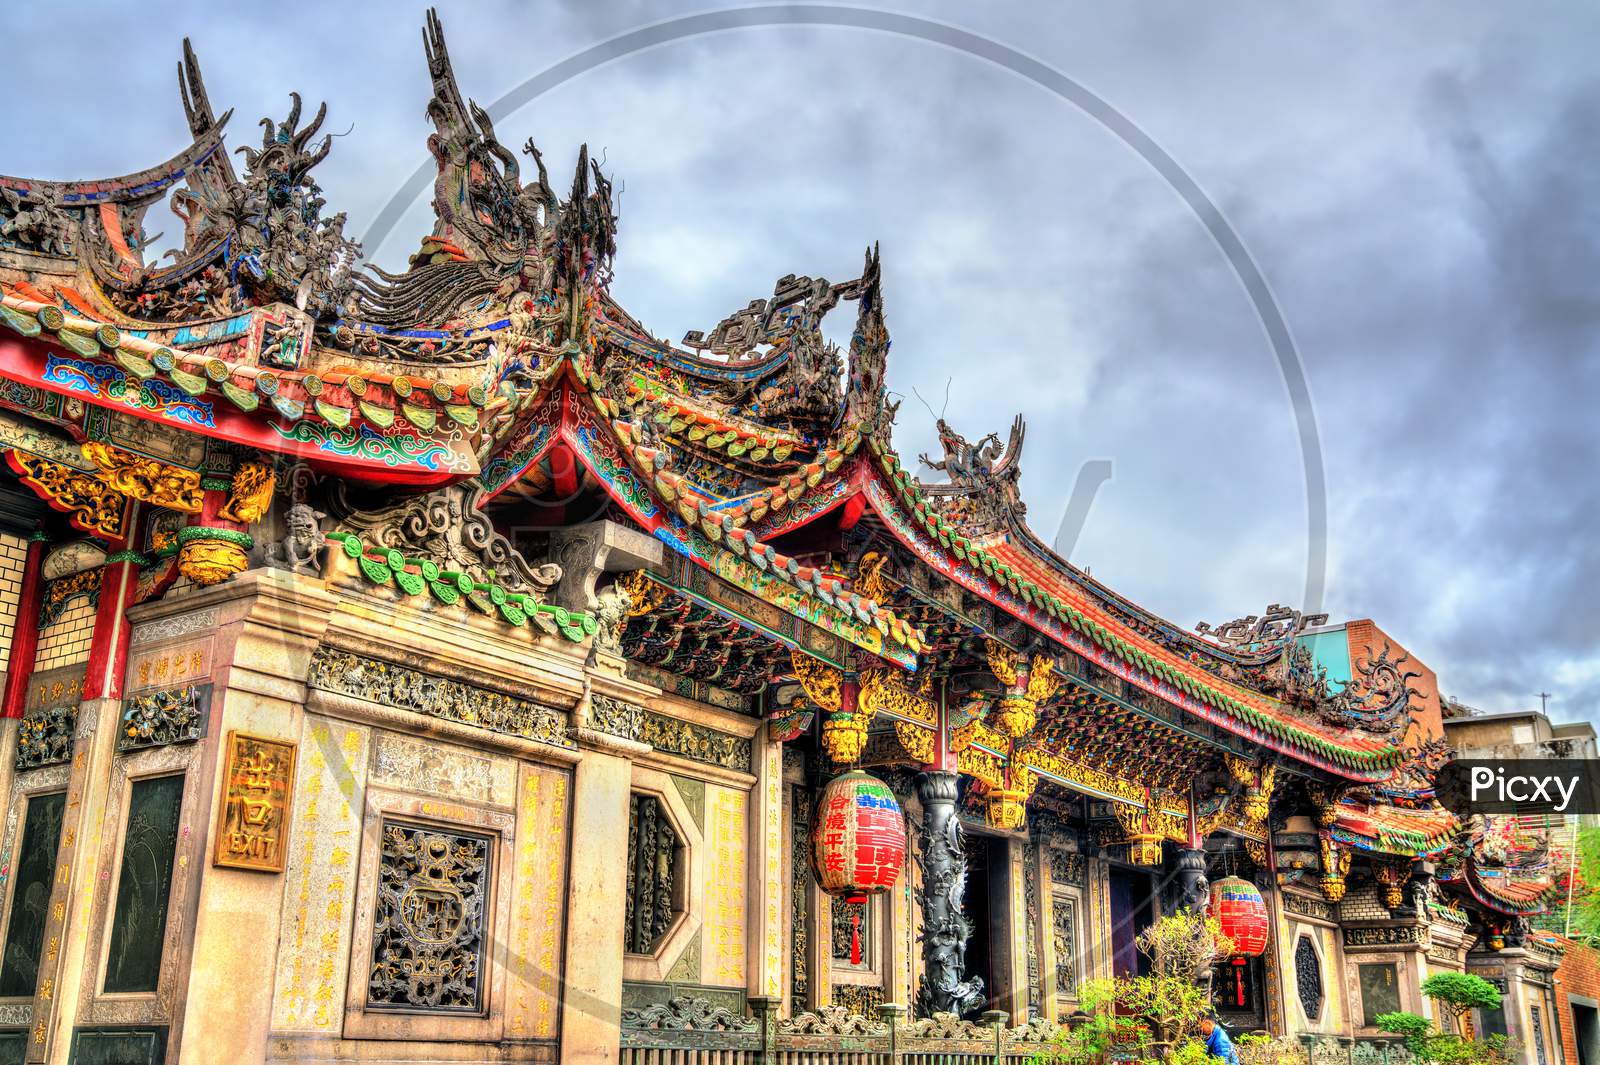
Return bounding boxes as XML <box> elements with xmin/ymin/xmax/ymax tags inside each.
<box><xmin>4</xmin><ymin>0</ymin><xmax>1594</xmax><ymax>727</ymax></box>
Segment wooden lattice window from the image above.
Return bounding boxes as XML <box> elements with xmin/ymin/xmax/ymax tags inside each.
<box><xmin>1294</xmin><ymin>935</ymin><xmax>1323</xmax><ymax>1021</ymax></box>
<box><xmin>625</xmin><ymin>793</ymin><xmax>683</xmax><ymax>956</ymax></box>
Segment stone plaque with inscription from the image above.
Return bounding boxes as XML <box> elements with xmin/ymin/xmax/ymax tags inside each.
<box><xmin>213</xmin><ymin>731</ymin><xmax>297</xmax><ymax>872</ymax></box>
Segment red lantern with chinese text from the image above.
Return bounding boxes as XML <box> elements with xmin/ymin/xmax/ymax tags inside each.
<box><xmin>811</xmin><ymin>770</ymin><xmax>907</xmax><ymax>964</ymax></box>
<box><xmin>1210</xmin><ymin>876</ymin><xmax>1269</xmax><ymax>958</ymax></box>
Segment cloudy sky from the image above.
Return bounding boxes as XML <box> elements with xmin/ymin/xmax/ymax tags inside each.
<box><xmin>5</xmin><ymin>2</ymin><xmax>1596</xmax><ymax>726</ymax></box>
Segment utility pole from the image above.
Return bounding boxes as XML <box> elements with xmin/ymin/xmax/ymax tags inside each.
<box><xmin>1538</xmin><ymin>691</ymin><xmax>1552</xmax><ymax>715</ymax></box>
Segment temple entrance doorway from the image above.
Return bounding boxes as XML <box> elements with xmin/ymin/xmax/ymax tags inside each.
<box><xmin>959</xmin><ymin>832</ymin><xmax>1016</xmax><ymax>1015</ymax></box>
<box><xmin>1108</xmin><ymin>866</ymin><xmax>1158</xmax><ymax>977</ymax></box>
<box><xmin>1573</xmin><ymin>1000</ymin><xmax>1600</xmax><ymax>1065</ymax></box>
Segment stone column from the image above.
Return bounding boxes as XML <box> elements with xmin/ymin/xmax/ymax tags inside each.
<box><xmin>746</xmin><ymin>724</ymin><xmax>785</xmax><ymax>1003</ymax></box>
<box><xmin>175</xmin><ymin>570</ymin><xmax>337</xmax><ymax>1063</ymax></box>
<box><xmin>560</xmin><ymin>743</ymin><xmax>635</xmax><ymax>1065</ymax></box>
<box><xmin>1002</xmin><ymin>837</ymin><xmax>1028</xmax><ymax>1024</ymax></box>
<box><xmin>1172</xmin><ymin>847</ymin><xmax>1210</xmax><ymax>916</ymax></box>
<box><xmin>914</xmin><ymin>771</ymin><xmax>984</xmax><ymax>1018</ymax></box>
<box><xmin>28</xmin><ymin>541</ymin><xmax>144</xmax><ymax>1062</ymax></box>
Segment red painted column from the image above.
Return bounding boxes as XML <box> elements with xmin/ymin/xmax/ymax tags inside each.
<box><xmin>82</xmin><ymin>506</ymin><xmax>144</xmax><ymax>703</ymax></box>
<box><xmin>1</xmin><ymin>532</ymin><xmax>49</xmax><ymax>719</ymax></box>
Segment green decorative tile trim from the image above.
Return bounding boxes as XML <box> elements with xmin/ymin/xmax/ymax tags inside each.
<box><xmin>324</xmin><ymin>531</ymin><xmax>598</xmax><ymax>641</ymax></box>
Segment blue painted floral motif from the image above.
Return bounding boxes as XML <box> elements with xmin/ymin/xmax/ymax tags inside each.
<box><xmin>42</xmin><ymin>354</ymin><xmax>215</xmax><ymax>427</ymax></box>
<box><xmin>272</xmin><ymin>421</ymin><xmax>457</xmax><ymax>471</ymax></box>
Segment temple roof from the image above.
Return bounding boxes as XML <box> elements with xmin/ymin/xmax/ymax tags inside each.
<box><xmin>0</xmin><ymin>9</ymin><xmax>1431</xmax><ymax>790</ymax></box>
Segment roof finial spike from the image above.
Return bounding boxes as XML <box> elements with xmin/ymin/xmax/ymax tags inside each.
<box><xmin>177</xmin><ymin>37</ymin><xmax>231</xmax><ymax>140</ymax></box>
<box><xmin>571</xmin><ymin>144</ymin><xmax>591</xmax><ymax>202</ymax></box>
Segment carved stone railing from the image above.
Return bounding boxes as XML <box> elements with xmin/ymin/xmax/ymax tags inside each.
<box><xmin>1301</xmin><ymin>1034</ymin><xmax>1414</xmax><ymax>1065</ymax></box>
<box><xmin>618</xmin><ymin>1001</ymin><xmax>1419</xmax><ymax>1065</ymax></box>
<box><xmin>619</xmin><ymin>998</ymin><xmax>1059</xmax><ymax>1064</ymax></box>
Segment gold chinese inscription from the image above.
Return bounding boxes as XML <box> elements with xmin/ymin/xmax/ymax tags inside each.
<box><xmin>214</xmin><ymin>731</ymin><xmax>297</xmax><ymax>872</ymax></box>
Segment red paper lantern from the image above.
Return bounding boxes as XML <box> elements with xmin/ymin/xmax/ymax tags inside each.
<box><xmin>811</xmin><ymin>770</ymin><xmax>907</xmax><ymax>900</ymax></box>
<box><xmin>1210</xmin><ymin>876</ymin><xmax>1269</xmax><ymax>957</ymax></box>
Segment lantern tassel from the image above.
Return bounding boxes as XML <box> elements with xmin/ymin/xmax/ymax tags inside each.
<box><xmin>850</xmin><ymin>909</ymin><xmax>863</xmax><ymax>965</ymax></box>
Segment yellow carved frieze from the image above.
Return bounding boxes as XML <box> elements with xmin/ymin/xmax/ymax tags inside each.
<box><xmin>789</xmin><ymin>650</ymin><xmax>842</xmax><ymax>712</ymax></box>
<box><xmin>985</xmin><ymin>639</ymin><xmax>1061</xmax><ymax>739</ymax></box>
<box><xmin>858</xmin><ymin>665</ymin><xmax>936</xmax><ymax>724</ymax></box>
<box><xmin>8</xmin><ymin>450</ymin><xmax>128</xmax><ymax>538</ymax></box>
<box><xmin>1014</xmin><ymin>745</ymin><xmax>1145</xmax><ymax>805</ymax></box>
<box><xmin>893</xmin><ymin>720</ymin><xmax>935</xmax><ymax>764</ymax></box>
<box><xmin>80</xmin><ymin>441</ymin><xmax>202</xmax><ymax>512</ymax></box>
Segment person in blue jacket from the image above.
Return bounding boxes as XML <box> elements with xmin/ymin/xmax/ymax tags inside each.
<box><xmin>1199</xmin><ymin>1016</ymin><xmax>1240</xmax><ymax>1065</ymax></box>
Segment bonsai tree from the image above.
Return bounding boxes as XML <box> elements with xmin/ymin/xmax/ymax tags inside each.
<box><xmin>1378</xmin><ymin>1010</ymin><xmax>1515</xmax><ymax>1065</ymax></box>
<box><xmin>1421</xmin><ymin>972</ymin><xmax>1501</xmax><ymax>1039</ymax></box>
<box><xmin>1036</xmin><ymin>910</ymin><xmax>1234</xmax><ymax>1064</ymax></box>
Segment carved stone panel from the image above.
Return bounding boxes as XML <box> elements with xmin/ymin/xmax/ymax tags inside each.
<box><xmin>1052</xmin><ymin>893</ymin><xmax>1078</xmax><ymax>1000</ymax></box>
<box><xmin>625</xmin><ymin>793</ymin><xmax>682</xmax><ymax>956</ymax></box>
<box><xmin>590</xmin><ymin>695</ymin><xmax>752</xmax><ymax>773</ymax></box>
<box><xmin>15</xmin><ymin>705</ymin><xmax>75</xmax><ymax>771</ymax></box>
<box><xmin>367</xmin><ymin>821</ymin><xmax>492</xmax><ymax>1014</ymax></box>
<box><xmin>118</xmin><ymin>685</ymin><xmax>207</xmax><ymax>752</ymax></box>
<box><xmin>307</xmin><ymin>647</ymin><xmax>571</xmax><ymax>748</ymax></box>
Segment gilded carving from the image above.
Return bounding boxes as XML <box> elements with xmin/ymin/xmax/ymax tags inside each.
<box><xmin>80</xmin><ymin>441</ymin><xmax>203</xmax><ymax>511</ymax></box>
<box><xmin>985</xmin><ymin>639</ymin><xmax>1060</xmax><ymax>739</ymax></box>
<box><xmin>857</xmin><ymin>666</ymin><xmax>936</xmax><ymax>724</ymax></box>
<box><xmin>41</xmin><ymin>567</ymin><xmax>101</xmax><ymax>625</ymax></box>
<box><xmin>893</xmin><ymin>720</ymin><xmax>935</xmax><ymax>764</ymax></box>
<box><xmin>218</xmin><ymin>461</ymin><xmax>275</xmax><ymax>523</ymax></box>
<box><xmin>1318</xmin><ymin>837</ymin><xmax>1351</xmax><ymax>902</ymax></box>
<box><xmin>986</xmin><ymin>788</ymin><xmax>1027</xmax><ymax>831</ymax></box>
<box><xmin>956</xmin><ymin>744</ymin><xmax>1004</xmax><ymax>790</ymax></box>
<box><xmin>1372</xmin><ymin>861</ymin><xmax>1410</xmax><ymax>910</ymax></box>
<box><xmin>790</xmin><ymin>651</ymin><xmax>842</xmax><ymax>712</ymax></box>
<box><xmin>1014</xmin><ymin>745</ymin><xmax>1145</xmax><ymax>805</ymax></box>
<box><xmin>9</xmin><ymin>452</ymin><xmax>128</xmax><ymax>538</ymax></box>
<box><xmin>854</xmin><ymin>550</ymin><xmax>891</xmax><ymax>603</ymax></box>
<box><xmin>1110</xmin><ymin>802</ymin><xmax>1165</xmax><ymax>866</ymax></box>
<box><xmin>177</xmin><ymin>527</ymin><xmax>251</xmax><ymax>585</ymax></box>
<box><xmin>616</xmin><ymin>568</ymin><xmax>668</xmax><ymax>617</ymax></box>
<box><xmin>213</xmin><ymin>731</ymin><xmax>296</xmax><ymax>872</ymax></box>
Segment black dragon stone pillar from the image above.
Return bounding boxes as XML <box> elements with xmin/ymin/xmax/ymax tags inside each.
<box><xmin>914</xmin><ymin>771</ymin><xmax>985</xmax><ymax>1018</ymax></box>
<box><xmin>1170</xmin><ymin>847</ymin><xmax>1210</xmax><ymax>917</ymax></box>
